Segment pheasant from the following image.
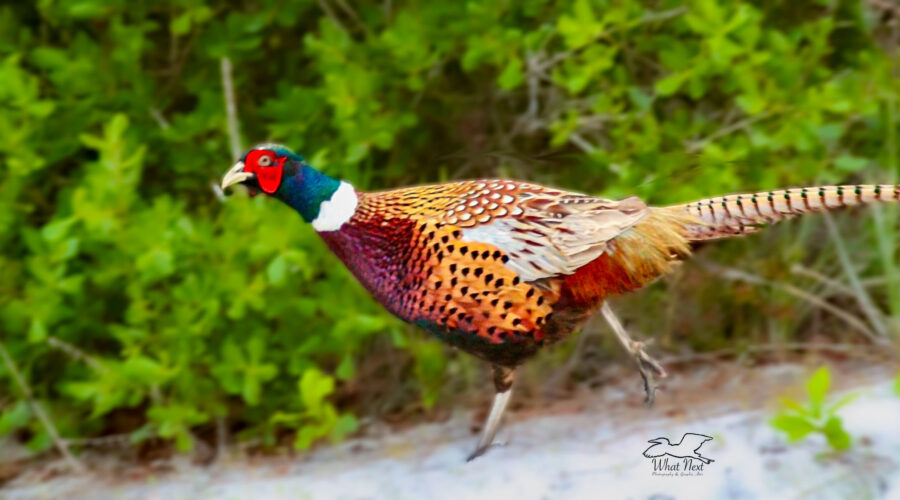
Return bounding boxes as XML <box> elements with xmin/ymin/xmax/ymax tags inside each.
<box><xmin>221</xmin><ymin>144</ymin><xmax>898</xmax><ymax>460</ymax></box>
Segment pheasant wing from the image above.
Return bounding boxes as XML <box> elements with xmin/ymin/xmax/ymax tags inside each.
<box><xmin>451</xmin><ymin>187</ymin><xmax>649</xmax><ymax>282</ymax></box>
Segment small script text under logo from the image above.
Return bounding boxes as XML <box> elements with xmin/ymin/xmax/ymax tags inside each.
<box><xmin>642</xmin><ymin>432</ymin><xmax>715</xmax><ymax>477</ymax></box>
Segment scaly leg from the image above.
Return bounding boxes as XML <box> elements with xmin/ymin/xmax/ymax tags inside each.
<box><xmin>600</xmin><ymin>302</ymin><xmax>667</xmax><ymax>406</ymax></box>
<box><xmin>466</xmin><ymin>365</ymin><xmax>515</xmax><ymax>461</ymax></box>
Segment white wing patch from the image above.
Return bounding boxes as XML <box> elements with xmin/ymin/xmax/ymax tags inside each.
<box><xmin>460</xmin><ymin>219</ymin><xmax>566</xmax><ymax>281</ymax></box>
<box><xmin>459</xmin><ymin>195</ymin><xmax>648</xmax><ymax>282</ymax></box>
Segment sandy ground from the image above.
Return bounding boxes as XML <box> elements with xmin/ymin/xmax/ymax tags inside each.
<box><xmin>3</xmin><ymin>361</ymin><xmax>900</xmax><ymax>500</ymax></box>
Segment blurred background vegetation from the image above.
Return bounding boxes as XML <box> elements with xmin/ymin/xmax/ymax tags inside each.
<box><xmin>0</xmin><ymin>0</ymin><xmax>898</xmax><ymax>459</ymax></box>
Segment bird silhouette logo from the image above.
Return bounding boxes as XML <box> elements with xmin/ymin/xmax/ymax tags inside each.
<box><xmin>643</xmin><ymin>433</ymin><xmax>715</xmax><ymax>465</ymax></box>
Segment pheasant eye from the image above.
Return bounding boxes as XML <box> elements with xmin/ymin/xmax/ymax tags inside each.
<box><xmin>258</xmin><ymin>155</ymin><xmax>272</xmax><ymax>167</ymax></box>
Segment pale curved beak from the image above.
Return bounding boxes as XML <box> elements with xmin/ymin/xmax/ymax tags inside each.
<box><xmin>221</xmin><ymin>161</ymin><xmax>253</xmax><ymax>189</ymax></box>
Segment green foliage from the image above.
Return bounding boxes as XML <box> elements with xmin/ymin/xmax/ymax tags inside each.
<box><xmin>0</xmin><ymin>401</ymin><xmax>32</xmax><ymax>439</ymax></box>
<box><xmin>770</xmin><ymin>367</ymin><xmax>856</xmax><ymax>451</ymax></box>
<box><xmin>268</xmin><ymin>368</ymin><xmax>359</xmax><ymax>450</ymax></box>
<box><xmin>894</xmin><ymin>374</ymin><xmax>900</xmax><ymax>396</ymax></box>
<box><xmin>0</xmin><ymin>0</ymin><xmax>897</xmax><ymax>455</ymax></box>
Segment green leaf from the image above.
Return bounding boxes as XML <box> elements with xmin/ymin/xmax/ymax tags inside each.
<box><xmin>26</xmin><ymin>428</ymin><xmax>52</xmax><ymax>452</ymax></box>
<box><xmin>55</xmin><ymin>238</ymin><xmax>80</xmax><ymax>261</ymax></box>
<box><xmin>770</xmin><ymin>414</ymin><xmax>816</xmax><ymax>442</ymax></box>
<box><xmin>823</xmin><ymin>416</ymin><xmax>851</xmax><ymax>450</ymax></box>
<box><xmin>243</xmin><ymin>357</ymin><xmax>278</xmax><ymax>406</ymax></box>
<box><xmin>627</xmin><ymin>87</ymin><xmax>653</xmax><ymax>112</ymax></box>
<box><xmin>27</xmin><ymin>319</ymin><xmax>47</xmax><ymax>343</ymax></box>
<box><xmin>806</xmin><ymin>366</ymin><xmax>831</xmax><ymax>412</ymax></box>
<box><xmin>41</xmin><ymin>218</ymin><xmax>75</xmax><ymax>242</ymax></box>
<box><xmin>330</xmin><ymin>413</ymin><xmax>358</xmax><ymax>441</ymax></box>
<box><xmin>894</xmin><ymin>374</ymin><xmax>900</xmax><ymax>396</ymax></box>
<box><xmin>299</xmin><ymin>368</ymin><xmax>334</xmax><ymax>413</ymax></box>
<box><xmin>269</xmin><ymin>411</ymin><xmax>303</xmax><ymax>426</ymax></box>
<box><xmin>294</xmin><ymin>424</ymin><xmax>321</xmax><ymax>450</ymax></box>
<box><xmin>389</xmin><ymin>327</ymin><xmax>409</xmax><ymax>348</ymax></box>
<box><xmin>654</xmin><ymin>72</ymin><xmax>689</xmax><ymax>96</ymax></box>
<box><xmin>147</xmin><ymin>404</ymin><xmax>208</xmax><ymax>452</ymax></box>
<box><xmin>498</xmin><ymin>57</ymin><xmax>524</xmax><ymax>91</ymax></box>
<box><xmin>267</xmin><ymin>254</ymin><xmax>288</xmax><ymax>285</ymax></box>
<box><xmin>335</xmin><ymin>355</ymin><xmax>355</xmax><ymax>380</ymax></box>
<box><xmin>826</xmin><ymin>392</ymin><xmax>859</xmax><ymax>414</ymax></box>
<box><xmin>345</xmin><ymin>142</ymin><xmax>369</xmax><ymax>163</ymax></box>
<box><xmin>129</xmin><ymin>423</ymin><xmax>155</xmax><ymax>445</ymax></box>
<box><xmin>122</xmin><ymin>355</ymin><xmax>174</xmax><ymax>385</ymax></box>
<box><xmin>777</xmin><ymin>397</ymin><xmax>808</xmax><ymax>415</ymax></box>
<box><xmin>293</xmin><ymin>405</ymin><xmax>337</xmax><ymax>450</ymax></box>
<box><xmin>0</xmin><ymin>400</ymin><xmax>32</xmax><ymax>436</ymax></box>
<box><xmin>834</xmin><ymin>155</ymin><xmax>868</xmax><ymax>173</ymax></box>
<box><xmin>215</xmin><ymin>337</ymin><xmax>278</xmax><ymax>406</ymax></box>
<box><xmin>136</xmin><ymin>248</ymin><xmax>175</xmax><ymax>283</ymax></box>
<box><xmin>735</xmin><ymin>93</ymin><xmax>766</xmax><ymax>115</ymax></box>
<box><xmin>65</xmin><ymin>1</ymin><xmax>109</xmax><ymax>19</ymax></box>
<box><xmin>170</xmin><ymin>13</ymin><xmax>192</xmax><ymax>35</ymax></box>
<box><xmin>557</xmin><ymin>0</ymin><xmax>604</xmax><ymax>48</ymax></box>
<box><xmin>242</xmin><ymin>377</ymin><xmax>263</xmax><ymax>406</ymax></box>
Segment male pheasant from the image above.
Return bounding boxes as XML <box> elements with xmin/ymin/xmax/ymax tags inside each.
<box><xmin>221</xmin><ymin>144</ymin><xmax>898</xmax><ymax>460</ymax></box>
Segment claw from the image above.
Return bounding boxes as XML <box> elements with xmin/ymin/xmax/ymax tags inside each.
<box><xmin>466</xmin><ymin>441</ymin><xmax>496</xmax><ymax>462</ymax></box>
<box><xmin>629</xmin><ymin>339</ymin><xmax>667</xmax><ymax>406</ymax></box>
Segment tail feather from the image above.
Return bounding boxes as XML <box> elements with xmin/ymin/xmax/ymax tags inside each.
<box><xmin>667</xmin><ymin>184</ymin><xmax>899</xmax><ymax>241</ymax></box>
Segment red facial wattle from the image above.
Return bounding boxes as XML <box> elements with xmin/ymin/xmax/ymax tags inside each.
<box><xmin>244</xmin><ymin>150</ymin><xmax>285</xmax><ymax>194</ymax></box>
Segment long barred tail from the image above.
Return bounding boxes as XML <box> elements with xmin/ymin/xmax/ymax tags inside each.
<box><xmin>666</xmin><ymin>184</ymin><xmax>900</xmax><ymax>241</ymax></box>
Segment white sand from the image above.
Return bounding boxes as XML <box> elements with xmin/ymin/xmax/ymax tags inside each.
<box><xmin>4</xmin><ymin>364</ymin><xmax>899</xmax><ymax>500</ymax></box>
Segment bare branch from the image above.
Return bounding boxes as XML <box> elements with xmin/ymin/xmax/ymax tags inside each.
<box><xmin>568</xmin><ymin>132</ymin><xmax>599</xmax><ymax>154</ymax></box>
<box><xmin>685</xmin><ymin>111</ymin><xmax>773</xmax><ymax>153</ymax></box>
<box><xmin>524</xmin><ymin>55</ymin><xmax>540</xmax><ymax>123</ymax></box>
<box><xmin>822</xmin><ymin>211</ymin><xmax>889</xmax><ymax>338</ymax></box>
<box><xmin>211</xmin><ymin>181</ymin><xmax>226</xmax><ymax>202</ymax></box>
<box><xmin>220</xmin><ymin>56</ymin><xmax>243</xmax><ymax>162</ymax></box>
<box><xmin>47</xmin><ymin>336</ymin><xmax>104</xmax><ymax>373</ymax></box>
<box><xmin>333</xmin><ymin>0</ymin><xmax>371</xmax><ymax>35</ymax></box>
<box><xmin>316</xmin><ymin>0</ymin><xmax>350</xmax><ymax>34</ymax></box>
<box><xmin>791</xmin><ymin>264</ymin><xmax>857</xmax><ymax>297</ymax></box>
<box><xmin>699</xmin><ymin>261</ymin><xmax>889</xmax><ymax>346</ymax></box>
<box><xmin>149</xmin><ymin>107</ymin><xmax>170</xmax><ymax>131</ymax></box>
<box><xmin>0</xmin><ymin>341</ymin><xmax>85</xmax><ymax>473</ymax></box>
<box><xmin>216</xmin><ymin>414</ymin><xmax>228</xmax><ymax>462</ymax></box>
<box><xmin>64</xmin><ymin>433</ymin><xmax>133</xmax><ymax>448</ymax></box>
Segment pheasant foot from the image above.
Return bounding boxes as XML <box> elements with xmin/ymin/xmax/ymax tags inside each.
<box><xmin>600</xmin><ymin>302</ymin><xmax>667</xmax><ymax>406</ymax></box>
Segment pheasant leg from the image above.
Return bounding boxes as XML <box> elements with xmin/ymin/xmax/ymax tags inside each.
<box><xmin>466</xmin><ymin>365</ymin><xmax>515</xmax><ymax>461</ymax></box>
<box><xmin>600</xmin><ymin>302</ymin><xmax>667</xmax><ymax>406</ymax></box>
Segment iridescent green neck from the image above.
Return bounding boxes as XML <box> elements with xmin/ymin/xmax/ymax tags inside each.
<box><xmin>274</xmin><ymin>162</ymin><xmax>342</xmax><ymax>223</ymax></box>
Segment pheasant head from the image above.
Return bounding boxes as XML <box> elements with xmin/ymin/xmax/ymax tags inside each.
<box><xmin>221</xmin><ymin>144</ymin><xmax>358</xmax><ymax>231</ymax></box>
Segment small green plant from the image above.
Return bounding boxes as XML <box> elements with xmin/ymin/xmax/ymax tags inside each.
<box><xmin>894</xmin><ymin>373</ymin><xmax>900</xmax><ymax>396</ymax></box>
<box><xmin>268</xmin><ymin>368</ymin><xmax>359</xmax><ymax>450</ymax></box>
<box><xmin>770</xmin><ymin>366</ymin><xmax>856</xmax><ymax>451</ymax></box>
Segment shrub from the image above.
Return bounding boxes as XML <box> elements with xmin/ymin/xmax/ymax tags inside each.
<box><xmin>0</xmin><ymin>0</ymin><xmax>897</xmax><ymax>454</ymax></box>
